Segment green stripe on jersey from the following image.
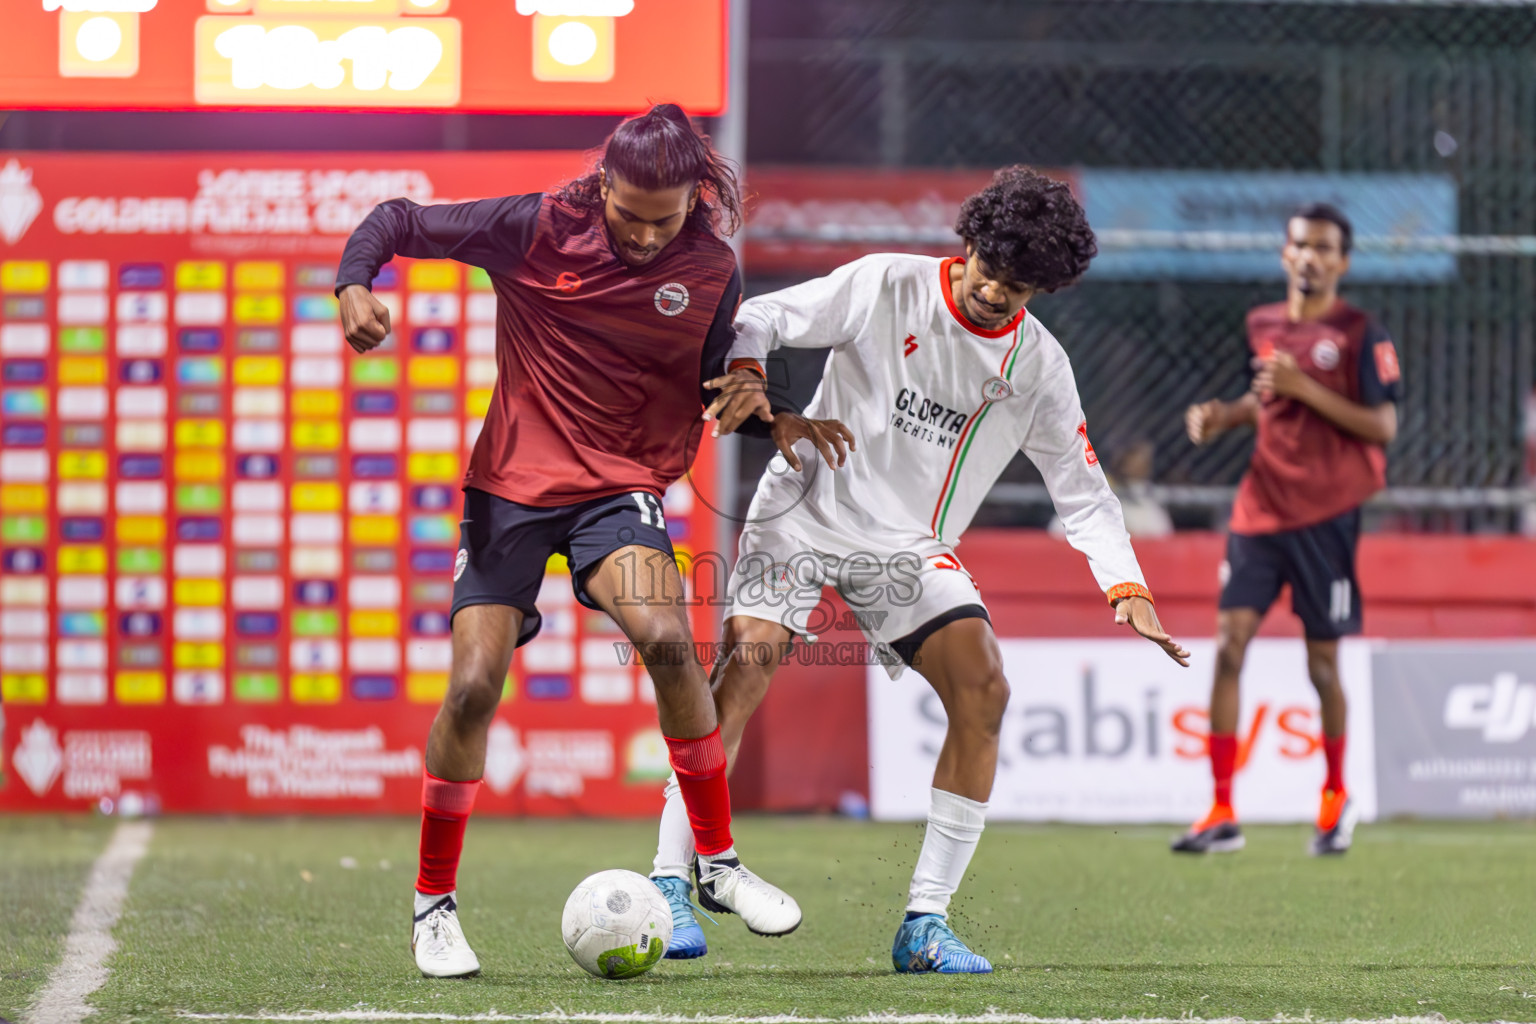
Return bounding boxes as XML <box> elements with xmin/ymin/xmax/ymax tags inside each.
<box><xmin>934</xmin><ymin>324</ymin><xmax>1025</xmax><ymax>538</ymax></box>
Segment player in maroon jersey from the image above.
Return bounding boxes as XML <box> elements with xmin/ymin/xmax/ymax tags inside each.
<box><xmin>1178</xmin><ymin>203</ymin><xmax>1402</xmax><ymax>856</ymax></box>
<box><xmin>335</xmin><ymin>105</ymin><xmax>822</xmax><ymax>976</ymax></box>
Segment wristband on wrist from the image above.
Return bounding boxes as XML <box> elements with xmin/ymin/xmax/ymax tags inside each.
<box><xmin>1106</xmin><ymin>582</ymin><xmax>1154</xmax><ymax>606</ymax></box>
<box><xmin>727</xmin><ymin>358</ymin><xmax>766</xmax><ymax>380</ymax></box>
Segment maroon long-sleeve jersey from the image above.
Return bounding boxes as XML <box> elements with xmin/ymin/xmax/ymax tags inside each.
<box><xmin>1231</xmin><ymin>299</ymin><xmax>1403</xmax><ymax>534</ymax></box>
<box><xmin>337</xmin><ymin>192</ymin><xmax>745</xmax><ymax>507</ymax></box>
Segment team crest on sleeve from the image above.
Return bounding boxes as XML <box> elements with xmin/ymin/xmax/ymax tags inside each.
<box><xmin>1076</xmin><ymin>421</ymin><xmax>1099</xmax><ymax>466</ymax></box>
<box><xmin>453</xmin><ymin>548</ymin><xmax>469</xmax><ymax>582</ymax></box>
<box><xmin>654</xmin><ymin>283</ymin><xmax>690</xmax><ymax>316</ymax></box>
<box><xmin>1374</xmin><ymin>339</ymin><xmax>1401</xmax><ymax>383</ymax></box>
<box><xmin>981</xmin><ymin>376</ymin><xmax>1013</xmax><ymax>402</ymax></box>
<box><xmin>1310</xmin><ymin>338</ymin><xmax>1341</xmax><ymax>371</ymax></box>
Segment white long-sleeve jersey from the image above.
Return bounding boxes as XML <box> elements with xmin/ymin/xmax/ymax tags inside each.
<box><xmin>731</xmin><ymin>253</ymin><xmax>1147</xmax><ymax>596</ymax></box>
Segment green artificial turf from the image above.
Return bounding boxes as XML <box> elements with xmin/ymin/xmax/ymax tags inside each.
<box><xmin>0</xmin><ymin>815</ymin><xmax>116</xmax><ymax>1019</ymax></box>
<box><xmin>4</xmin><ymin>816</ymin><xmax>1534</xmax><ymax>1023</ymax></box>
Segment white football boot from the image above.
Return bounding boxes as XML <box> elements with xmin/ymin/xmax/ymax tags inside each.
<box><xmin>411</xmin><ymin>893</ymin><xmax>481</xmax><ymax>977</ymax></box>
<box><xmin>694</xmin><ymin>854</ymin><xmax>802</xmax><ymax>936</ymax></box>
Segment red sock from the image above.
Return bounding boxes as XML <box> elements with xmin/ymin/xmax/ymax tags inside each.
<box><xmin>1323</xmin><ymin>734</ymin><xmax>1346</xmax><ymax>793</ymax></box>
<box><xmin>665</xmin><ymin>728</ymin><xmax>733</xmax><ymax>856</ymax></box>
<box><xmin>1209</xmin><ymin>733</ymin><xmax>1237</xmax><ymax>808</ymax></box>
<box><xmin>416</xmin><ymin>770</ymin><xmax>480</xmax><ymax>895</ymax></box>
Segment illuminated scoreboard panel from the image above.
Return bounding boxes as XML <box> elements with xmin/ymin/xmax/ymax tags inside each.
<box><xmin>0</xmin><ymin>154</ymin><xmax>712</xmax><ymax>814</ymax></box>
<box><xmin>1</xmin><ymin>0</ymin><xmax>725</xmax><ymax>113</ymax></box>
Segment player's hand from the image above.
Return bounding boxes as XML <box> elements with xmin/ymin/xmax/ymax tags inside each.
<box><xmin>1114</xmin><ymin>596</ymin><xmax>1190</xmax><ymax>667</ymax></box>
<box><xmin>702</xmin><ymin>369</ymin><xmax>772</xmax><ymax>437</ymax></box>
<box><xmin>339</xmin><ymin>284</ymin><xmax>391</xmax><ymax>353</ymax></box>
<box><xmin>1185</xmin><ymin>400</ymin><xmax>1224</xmax><ymax>445</ymax></box>
<box><xmin>1252</xmin><ymin>350</ymin><xmax>1305</xmax><ymax>400</ymax></box>
<box><xmin>770</xmin><ymin>413</ymin><xmax>856</xmax><ymax>472</ymax></box>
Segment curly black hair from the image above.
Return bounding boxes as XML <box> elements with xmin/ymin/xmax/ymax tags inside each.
<box><xmin>555</xmin><ymin>103</ymin><xmax>744</xmax><ymax>238</ymax></box>
<box><xmin>953</xmin><ymin>165</ymin><xmax>1097</xmax><ymax>293</ymax></box>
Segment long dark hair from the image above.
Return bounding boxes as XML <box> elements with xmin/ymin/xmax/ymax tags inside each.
<box><xmin>555</xmin><ymin>103</ymin><xmax>744</xmax><ymax>238</ymax></box>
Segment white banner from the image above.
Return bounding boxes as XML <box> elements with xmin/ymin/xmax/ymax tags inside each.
<box><xmin>868</xmin><ymin>638</ymin><xmax>1377</xmax><ymax>824</ymax></box>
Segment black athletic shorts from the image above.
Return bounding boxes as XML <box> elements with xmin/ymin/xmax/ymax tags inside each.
<box><xmin>1219</xmin><ymin>507</ymin><xmax>1362</xmax><ymax>640</ymax></box>
<box><xmin>451</xmin><ymin>486</ymin><xmax>674</xmax><ymax>647</ymax></box>
<box><xmin>889</xmin><ymin>604</ymin><xmax>992</xmax><ymax>669</ymax></box>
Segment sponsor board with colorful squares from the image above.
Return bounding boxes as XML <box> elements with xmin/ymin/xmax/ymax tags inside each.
<box><xmin>0</xmin><ymin>154</ymin><xmax>715</xmax><ymax>814</ymax></box>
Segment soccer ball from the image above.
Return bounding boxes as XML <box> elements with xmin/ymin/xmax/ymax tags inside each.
<box><xmin>561</xmin><ymin>869</ymin><xmax>673</xmax><ymax>979</ymax></box>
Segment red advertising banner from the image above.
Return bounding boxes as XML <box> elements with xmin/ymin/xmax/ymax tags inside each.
<box><xmin>0</xmin><ymin>152</ymin><xmax>719</xmax><ymax>815</ymax></box>
<box><xmin>740</xmin><ymin>167</ymin><xmax>1079</xmax><ymax>277</ymax></box>
<box><xmin>1</xmin><ymin>1</ymin><xmax>726</xmax><ymax>115</ymax></box>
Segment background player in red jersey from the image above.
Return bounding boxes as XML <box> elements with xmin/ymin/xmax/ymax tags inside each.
<box><xmin>334</xmin><ymin>105</ymin><xmax>805</xmax><ymax>977</ymax></box>
<box><xmin>1179</xmin><ymin>203</ymin><xmax>1402</xmax><ymax>856</ymax></box>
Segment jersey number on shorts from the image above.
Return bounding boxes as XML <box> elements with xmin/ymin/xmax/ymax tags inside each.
<box><xmin>632</xmin><ymin>492</ymin><xmax>666</xmax><ymax>530</ymax></box>
<box><xmin>1329</xmin><ymin>579</ymin><xmax>1352</xmax><ymax>623</ymax></box>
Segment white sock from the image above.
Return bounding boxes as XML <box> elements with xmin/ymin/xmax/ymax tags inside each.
<box><xmin>905</xmin><ymin>787</ymin><xmax>987</xmax><ymax>917</ymax></box>
<box><xmin>650</xmin><ymin>773</ymin><xmax>696</xmax><ymax>879</ymax></box>
<box><xmin>414</xmin><ymin>889</ymin><xmax>454</xmax><ymax>917</ymax></box>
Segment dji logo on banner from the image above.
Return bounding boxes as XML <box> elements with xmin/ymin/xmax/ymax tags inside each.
<box><xmin>1443</xmin><ymin>672</ymin><xmax>1536</xmax><ymax>743</ymax></box>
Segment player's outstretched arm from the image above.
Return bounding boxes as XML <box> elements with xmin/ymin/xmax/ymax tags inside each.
<box><xmin>700</xmin><ymin>269</ymin><xmax>786</xmax><ymax>439</ymax></box>
<box><xmin>333</xmin><ymin>194</ymin><xmax>541</xmax><ymax>353</ymax></box>
<box><xmin>700</xmin><ymin>363</ymin><xmax>858</xmax><ymax>461</ymax></box>
<box><xmin>1114</xmin><ymin>596</ymin><xmax>1190</xmax><ymax>667</ymax></box>
<box><xmin>336</xmin><ymin>195</ymin><xmax>540</xmax><ymax>285</ymax></box>
<box><xmin>765</xmin><ymin>413</ymin><xmax>856</xmax><ymax>472</ymax></box>
<box><xmin>1251</xmin><ymin>351</ymin><xmax>1397</xmax><ymax>445</ymax></box>
<box><xmin>720</xmin><ymin>255</ymin><xmax>883</xmax><ymax>403</ymax></box>
<box><xmin>708</xmin><ymin>260</ymin><xmax>876</xmax><ymax>438</ymax></box>
<box><xmin>1025</xmin><ymin>365</ymin><xmax>1183</xmax><ymax>666</ymax></box>
<box><xmin>1186</xmin><ymin>394</ymin><xmax>1260</xmax><ymax>444</ymax></box>
<box><xmin>339</xmin><ymin>284</ymin><xmax>392</xmax><ymax>353</ymax></box>
<box><xmin>731</xmin><ymin>257</ymin><xmax>881</xmax><ymax>361</ymax></box>
<box><xmin>702</xmin><ymin>367</ymin><xmax>774</xmax><ymax>436</ymax></box>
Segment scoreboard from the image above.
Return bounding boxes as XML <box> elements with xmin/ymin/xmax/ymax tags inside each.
<box><xmin>0</xmin><ymin>152</ymin><xmax>721</xmax><ymax>815</ymax></box>
<box><xmin>1</xmin><ymin>0</ymin><xmax>726</xmax><ymax>113</ymax></box>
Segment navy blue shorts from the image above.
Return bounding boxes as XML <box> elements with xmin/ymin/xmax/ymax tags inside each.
<box><xmin>1219</xmin><ymin>507</ymin><xmax>1362</xmax><ymax>640</ymax></box>
<box><xmin>451</xmin><ymin>486</ymin><xmax>673</xmax><ymax>647</ymax></box>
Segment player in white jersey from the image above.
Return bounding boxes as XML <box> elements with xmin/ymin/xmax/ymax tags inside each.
<box><xmin>649</xmin><ymin>166</ymin><xmax>1190</xmax><ymax>973</ymax></box>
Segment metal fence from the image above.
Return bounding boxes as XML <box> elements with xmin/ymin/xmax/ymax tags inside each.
<box><xmin>743</xmin><ymin>0</ymin><xmax>1536</xmax><ymax>531</ymax></box>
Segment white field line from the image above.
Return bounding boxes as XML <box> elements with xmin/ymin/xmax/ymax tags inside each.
<box><xmin>26</xmin><ymin>821</ymin><xmax>154</xmax><ymax>1024</ymax></box>
<box><xmin>172</xmin><ymin>1014</ymin><xmax>1522</xmax><ymax>1024</ymax></box>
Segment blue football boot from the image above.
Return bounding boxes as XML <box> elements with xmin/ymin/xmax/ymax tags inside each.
<box><xmin>652</xmin><ymin>875</ymin><xmax>708</xmax><ymax>959</ymax></box>
<box><xmin>892</xmin><ymin>913</ymin><xmax>993</xmax><ymax>974</ymax></box>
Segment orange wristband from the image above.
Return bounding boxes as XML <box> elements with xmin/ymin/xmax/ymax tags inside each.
<box><xmin>1106</xmin><ymin>582</ymin><xmax>1153</xmax><ymax>606</ymax></box>
<box><xmin>728</xmin><ymin>358</ymin><xmax>766</xmax><ymax>380</ymax></box>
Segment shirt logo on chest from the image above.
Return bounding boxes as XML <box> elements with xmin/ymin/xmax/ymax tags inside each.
<box><xmin>892</xmin><ymin>387</ymin><xmax>968</xmax><ymax>450</ymax></box>
<box><xmin>1311</xmin><ymin>338</ymin><xmax>1340</xmax><ymax>371</ymax></box>
<box><xmin>765</xmin><ymin>562</ymin><xmax>797</xmax><ymax>592</ymax></box>
<box><xmin>555</xmin><ymin>271</ymin><xmax>582</xmax><ymax>294</ymax></box>
<box><xmin>981</xmin><ymin>376</ymin><xmax>1013</xmax><ymax>402</ymax></box>
<box><xmin>654</xmin><ymin>282</ymin><xmax>690</xmax><ymax>316</ymax></box>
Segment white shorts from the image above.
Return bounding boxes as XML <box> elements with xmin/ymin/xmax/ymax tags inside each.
<box><xmin>725</xmin><ymin>519</ymin><xmax>990</xmax><ymax>679</ymax></box>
